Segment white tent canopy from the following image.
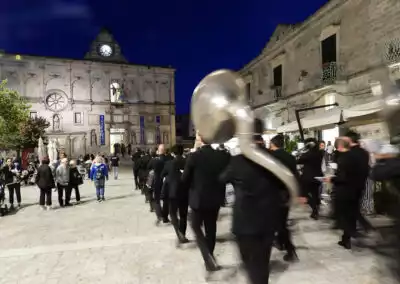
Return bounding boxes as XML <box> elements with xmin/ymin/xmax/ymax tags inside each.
<box><xmin>277</xmin><ymin>100</ymin><xmax>383</xmax><ymax>133</ymax></box>
<box><xmin>342</xmin><ymin>100</ymin><xmax>383</xmax><ymax>119</ymax></box>
<box><xmin>302</xmin><ymin>108</ymin><xmax>342</xmax><ymax>129</ymax></box>
<box><xmin>276</xmin><ymin>121</ymin><xmax>299</xmax><ymax>133</ymax></box>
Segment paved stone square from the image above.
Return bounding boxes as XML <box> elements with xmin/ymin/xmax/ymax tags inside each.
<box><xmin>0</xmin><ymin>167</ymin><xmax>396</xmax><ymax>284</ymax></box>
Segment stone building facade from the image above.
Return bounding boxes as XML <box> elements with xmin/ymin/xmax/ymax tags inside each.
<box><xmin>240</xmin><ymin>0</ymin><xmax>400</xmax><ymax>143</ymax></box>
<box><xmin>0</xmin><ymin>28</ymin><xmax>176</xmax><ymax>157</ymax></box>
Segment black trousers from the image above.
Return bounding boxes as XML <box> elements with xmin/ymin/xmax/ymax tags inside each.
<box><xmin>133</xmin><ymin>170</ymin><xmax>139</xmax><ymax>189</ymax></box>
<box><xmin>170</xmin><ymin>198</ymin><xmax>188</xmax><ymax>238</ymax></box>
<box><xmin>57</xmin><ymin>184</ymin><xmax>71</xmax><ymax>206</ymax></box>
<box><xmin>337</xmin><ymin>198</ymin><xmax>358</xmax><ymax>242</ymax></box>
<box><xmin>236</xmin><ymin>233</ymin><xmax>275</xmax><ymax>284</ymax></box>
<box><xmin>153</xmin><ymin>189</ymin><xmax>169</xmax><ymax>221</ymax></box>
<box><xmin>0</xmin><ymin>184</ymin><xmax>5</xmax><ymax>204</ymax></box>
<box><xmin>39</xmin><ymin>187</ymin><xmax>52</xmax><ymax>206</ymax></box>
<box><xmin>7</xmin><ymin>183</ymin><xmax>21</xmax><ymax>205</ymax></box>
<box><xmin>70</xmin><ymin>185</ymin><xmax>81</xmax><ymax>202</ymax></box>
<box><xmin>191</xmin><ymin>207</ymin><xmax>220</xmax><ymax>270</ymax></box>
<box><xmin>276</xmin><ymin>206</ymin><xmax>295</xmax><ymax>253</ymax></box>
<box><xmin>306</xmin><ymin>182</ymin><xmax>320</xmax><ymax>216</ymax></box>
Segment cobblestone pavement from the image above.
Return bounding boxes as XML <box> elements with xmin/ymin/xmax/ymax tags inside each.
<box><xmin>0</xmin><ymin>167</ymin><xmax>396</xmax><ymax>284</ymax></box>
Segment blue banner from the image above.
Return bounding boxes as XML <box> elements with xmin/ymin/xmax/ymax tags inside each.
<box><xmin>99</xmin><ymin>115</ymin><xmax>105</xmax><ymax>145</ymax></box>
<box><xmin>140</xmin><ymin>116</ymin><xmax>145</xmax><ymax>144</ymax></box>
<box><xmin>155</xmin><ymin>115</ymin><xmax>161</xmax><ymax>144</ymax></box>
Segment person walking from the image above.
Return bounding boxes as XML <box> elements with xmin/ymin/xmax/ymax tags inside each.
<box><xmin>220</xmin><ymin>120</ymin><xmax>302</xmax><ymax>284</ymax></box>
<box><xmin>69</xmin><ymin>160</ymin><xmax>83</xmax><ymax>204</ymax></box>
<box><xmin>162</xmin><ymin>144</ymin><xmax>189</xmax><ymax>246</ymax></box>
<box><xmin>148</xmin><ymin>144</ymin><xmax>169</xmax><ymax>224</ymax></box>
<box><xmin>181</xmin><ymin>134</ymin><xmax>230</xmax><ymax>277</ymax></box>
<box><xmin>1</xmin><ymin>158</ymin><xmax>22</xmax><ymax>210</ymax></box>
<box><xmin>35</xmin><ymin>157</ymin><xmax>55</xmax><ymax>210</ymax></box>
<box><xmin>90</xmin><ymin>156</ymin><xmax>109</xmax><ymax>202</ymax></box>
<box><xmin>110</xmin><ymin>153</ymin><xmax>119</xmax><ymax>180</ymax></box>
<box><xmin>268</xmin><ymin>134</ymin><xmax>299</xmax><ymax>262</ymax></box>
<box><xmin>56</xmin><ymin>158</ymin><xmax>71</xmax><ymax>207</ymax></box>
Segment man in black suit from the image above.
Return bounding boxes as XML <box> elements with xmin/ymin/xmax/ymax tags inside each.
<box><xmin>132</xmin><ymin>148</ymin><xmax>142</xmax><ymax>190</ymax></box>
<box><xmin>268</xmin><ymin>134</ymin><xmax>298</xmax><ymax>262</ymax></box>
<box><xmin>162</xmin><ymin>144</ymin><xmax>189</xmax><ymax>246</ymax></box>
<box><xmin>220</xmin><ymin>121</ymin><xmax>300</xmax><ymax>284</ymax></box>
<box><xmin>297</xmin><ymin>138</ymin><xmax>324</xmax><ymax>220</ymax></box>
<box><xmin>344</xmin><ymin>131</ymin><xmax>374</xmax><ymax>233</ymax></box>
<box><xmin>325</xmin><ymin>138</ymin><xmax>358</xmax><ymax>249</ymax></box>
<box><xmin>148</xmin><ymin>144</ymin><xmax>169</xmax><ymax>224</ymax></box>
<box><xmin>181</xmin><ymin>135</ymin><xmax>230</xmax><ymax>273</ymax></box>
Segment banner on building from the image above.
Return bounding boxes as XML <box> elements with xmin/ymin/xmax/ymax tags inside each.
<box><xmin>156</xmin><ymin>115</ymin><xmax>161</xmax><ymax>144</ymax></box>
<box><xmin>140</xmin><ymin>116</ymin><xmax>145</xmax><ymax>144</ymax></box>
<box><xmin>99</xmin><ymin>115</ymin><xmax>105</xmax><ymax>145</ymax></box>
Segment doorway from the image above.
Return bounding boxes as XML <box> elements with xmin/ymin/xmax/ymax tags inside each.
<box><xmin>322</xmin><ymin>126</ymin><xmax>339</xmax><ymax>146</ymax></box>
<box><xmin>110</xmin><ymin>128</ymin><xmax>125</xmax><ymax>153</ymax></box>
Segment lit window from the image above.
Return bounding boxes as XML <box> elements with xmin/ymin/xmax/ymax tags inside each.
<box><xmin>15</xmin><ymin>55</ymin><xmax>22</xmax><ymax>60</ymax></box>
<box><xmin>325</xmin><ymin>93</ymin><xmax>336</xmax><ymax>110</ymax></box>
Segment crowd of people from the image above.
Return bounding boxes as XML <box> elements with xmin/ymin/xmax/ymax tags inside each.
<box><xmin>128</xmin><ymin>118</ymin><xmax>400</xmax><ymax>284</ymax></box>
<box><xmin>0</xmin><ymin>152</ymin><xmax>116</xmax><ymax>213</ymax></box>
<box><xmin>1</xmin><ymin>120</ymin><xmax>399</xmax><ymax>283</ymax></box>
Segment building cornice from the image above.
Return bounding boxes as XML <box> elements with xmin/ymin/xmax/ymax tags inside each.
<box><xmin>24</xmin><ymin>97</ymin><xmax>175</xmax><ymax>107</ymax></box>
<box><xmin>239</xmin><ymin>0</ymin><xmax>347</xmax><ymax>73</ymax></box>
<box><xmin>0</xmin><ymin>53</ymin><xmax>175</xmax><ymax>74</ymax></box>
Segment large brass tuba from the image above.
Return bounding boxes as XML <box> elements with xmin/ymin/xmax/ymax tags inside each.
<box><xmin>191</xmin><ymin>69</ymin><xmax>299</xmax><ymax>205</ymax></box>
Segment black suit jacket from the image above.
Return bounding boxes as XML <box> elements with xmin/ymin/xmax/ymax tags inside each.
<box><xmin>269</xmin><ymin>148</ymin><xmax>302</xmax><ymax>199</ymax></box>
<box><xmin>297</xmin><ymin>148</ymin><xmax>324</xmax><ymax>183</ymax></box>
<box><xmin>148</xmin><ymin>154</ymin><xmax>168</xmax><ymax>193</ymax></box>
<box><xmin>182</xmin><ymin>145</ymin><xmax>230</xmax><ymax>210</ymax></box>
<box><xmin>35</xmin><ymin>164</ymin><xmax>55</xmax><ymax>190</ymax></box>
<box><xmin>348</xmin><ymin>145</ymin><xmax>370</xmax><ymax>193</ymax></box>
<box><xmin>331</xmin><ymin>151</ymin><xmax>359</xmax><ymax>200</ymax></box>
<box><xmin>220</xmin><ymin>147</ymin><xmax>282</xmax><ymax>235</ymax></box>
<box><xmin>162</xmin><ymin>155</ymin><xmax>186</xmax><ymax>199</ymax></box>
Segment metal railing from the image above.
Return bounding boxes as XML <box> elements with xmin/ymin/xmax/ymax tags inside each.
<box><xmin>384</xmin><ymin>38</ymin><xmax>400</xmax><ymax>64</ymax></box>
<box><xmin>273</xmin><ymin>86</ymin><xmax>282</xmax><ymax>100</ymax></box>
<box><xmin>321</xmin><ymin>62</ymin><xmax>343</xmax><ymax>85</ymax></box>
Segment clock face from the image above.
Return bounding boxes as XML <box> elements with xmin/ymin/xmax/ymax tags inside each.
<box><xmin>99</xmin><ymin>44</ymin><xmax>113</xmax><ymax>57</ymax></box>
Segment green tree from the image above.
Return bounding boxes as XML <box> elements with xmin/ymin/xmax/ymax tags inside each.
<box><xmin>0</xmin><ymin>79</ymin><xmax>31</xmax><ymax>149</ymax></box>
<box><xmin>18</xmin><ymin>116</ymin><xmax>50</xmax><ymax>149</ymax></box>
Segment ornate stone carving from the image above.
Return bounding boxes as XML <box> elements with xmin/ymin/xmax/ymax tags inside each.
<box><xmin>45</xmin><ymin>91</ymin><xmax>69</xmax><ymax>112</ymax></box>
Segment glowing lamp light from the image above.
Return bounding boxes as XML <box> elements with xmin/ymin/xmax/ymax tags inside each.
<box><xmin>15</xmin><ymin>55</ymin><xmax>22</xmax><ymax>60</ymax></box>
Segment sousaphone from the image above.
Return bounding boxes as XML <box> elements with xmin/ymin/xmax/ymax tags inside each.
<box><xmin>191</xmin><ymin>70</ymin><xmax>299</xmax><ymax>205</ymax></box>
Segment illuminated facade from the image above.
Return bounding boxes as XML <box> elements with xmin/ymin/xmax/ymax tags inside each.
<box><xmin>0</xmin><ymin>28</ymin><xmax>176</xmax><ymax>156</ymax></box>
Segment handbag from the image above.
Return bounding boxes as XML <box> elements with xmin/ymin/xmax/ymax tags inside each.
<box><xmin>76</xmin><ymin>172</ymin><xmax>84</xmax><ymax>185</ymax></box>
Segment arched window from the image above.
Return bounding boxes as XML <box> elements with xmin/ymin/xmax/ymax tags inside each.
<box><xmin>52</xmin><ymin>114</ymin><xmax>60</xmax><ymax>131</ymax></box>
<box><xmin>110</xmin><ymin>81</ymin><xmax>122</xmax><ymax>103</ymax></box>
<box><xmin>90</xmin><ymin>129</ymin><xmax>97</xmax><ymax>146</ymax></box>
<box><xmin>163</xmin><ymin>132</ymin><xmax>169</xmax><ymax>145</ymax></box>
<box><xmin>131</xmin><ymin>132</ymin><xmax>137</xmax><ymax>145</ymax></box>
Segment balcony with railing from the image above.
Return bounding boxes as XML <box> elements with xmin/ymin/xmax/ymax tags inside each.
<box><xmin>272</xmin><ymin>86</ymin><xmax>282</xmax><ymax>101</ymax></box>
<box><xmin>321</xmin><ymin>62</ymin><xmax>344</xmax><ymax>85</ymax></box>
<box><xmin>384</xmin><ymin>38</ymin><xmax>400</xmax><ymax>65</ymax></box>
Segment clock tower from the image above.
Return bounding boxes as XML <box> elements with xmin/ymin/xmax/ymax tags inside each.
<box><xmin>84</xmin><ymin>27</ymin><xmax>127</xmax><ymax>63</ymax></box>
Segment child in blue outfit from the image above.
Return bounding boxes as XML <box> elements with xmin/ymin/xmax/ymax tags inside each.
<box><xmin>90</xmin><ymin>156</ymin><xmax>109</xmax><ymax>202</ymax></box>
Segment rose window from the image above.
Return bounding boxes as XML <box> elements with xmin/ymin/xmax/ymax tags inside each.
<box><xmin>45</xmin><ymin>92</ymin><xmax>68</xmax><ymax>111</ymax></box>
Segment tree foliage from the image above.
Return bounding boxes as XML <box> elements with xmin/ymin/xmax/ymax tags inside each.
<box><xmin>0</xmin><ymin>79</ymin><xmax>31</xmax><ymax>149</ymax></box>
<box><xmin>18</xmin><ymin>116</ymin><xmax>50</xmax><ymax>149</ymax></box>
